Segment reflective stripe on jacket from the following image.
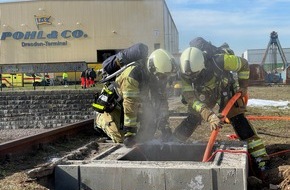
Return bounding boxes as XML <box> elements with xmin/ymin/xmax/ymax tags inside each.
<box><xmin>182</xmin><ymin>53</ymin><xmax>250</xmax><ymax>120</ymax></box>
<box><xmin>214</xmin><ymin>54</ymin><xmax>250</xmax><ymax>83</ymax></box>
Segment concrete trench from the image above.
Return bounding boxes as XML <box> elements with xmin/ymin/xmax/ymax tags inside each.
<box><xmin>55</xmin><ymin>141</ymin><xmax>248</xmax><ymax>190</ymax></box>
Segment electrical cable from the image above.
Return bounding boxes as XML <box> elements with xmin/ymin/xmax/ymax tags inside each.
<box><xmin>268</xmin><ymin>149</ymin><xmax>290</xmax><ymax>158</ymax></box>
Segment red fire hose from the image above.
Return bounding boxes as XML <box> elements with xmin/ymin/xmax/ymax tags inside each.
<box><xmin>202</xmin><ymin>92</ymin><xmax>242</xmax><ymax>162</ymax></box>
<box><xmin>247</xmin><ymin>115</ymin><xmax>290</xmax><ymax>121</ymax></box>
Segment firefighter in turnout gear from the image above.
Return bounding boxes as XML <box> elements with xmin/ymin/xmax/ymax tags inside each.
<box><xmin>94</xmin><ymin>46</ymin><xmax>177</xmax><ymax>147</ymax></box>
<box><xmin>174</xmin><ymin>37</ymin><xmax>269</xmax><ymax>172</ymax></box>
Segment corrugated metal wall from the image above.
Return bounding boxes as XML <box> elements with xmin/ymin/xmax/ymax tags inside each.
<box><xmin>243</xmin><ymin>48</ymin><xmax>290</xmax><ymax>83</ymax></box>
<box><xmin>243</xmin><ymin>48</ymin><xmax>290</xmax><ymax>66</ymax></box>
<box><xmin>163</xmin><ymin>0</ymin><xmax>178</xmax><ymax>53</ymax></box>
<box><xmin>0</xmin><ymin>0</ymin><xmax>178</xmax><ymax>65</ymax></box>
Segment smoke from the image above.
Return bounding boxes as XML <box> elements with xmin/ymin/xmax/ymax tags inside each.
<box><xmin>135</xmin><ymin>75</ymin><xmax>181</xmax><ymax>144</ymax></box>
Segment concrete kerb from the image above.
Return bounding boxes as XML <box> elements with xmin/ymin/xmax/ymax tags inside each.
<box><xmin>55</xmin><ymin>141</ymin><xmax>248</xmax><ymax>190</ymax></box>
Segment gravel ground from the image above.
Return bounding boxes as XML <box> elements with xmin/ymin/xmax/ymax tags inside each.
<box><xmin>0</xmin><ymin>129</ymin><xmax>51</xmax><ymax>144</ymax></box>
<box><xmin>0</xmin><ymin>85</ymin><xmax>289</xmax><ymax>189</ymax></box>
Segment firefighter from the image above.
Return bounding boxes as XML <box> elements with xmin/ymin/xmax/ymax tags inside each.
<box><xmin>94</xmin><ymin>48</ymin><xmax>177</xmax><ymax>147</ymax></box>
<box><xmin>62</xmin><ymin>72</ymin><xmax>68</xmax><ymax>87</ymax></box>
<box><xmin>174</xmin><ymin>37</ymin><xmax>269</xmax><ymax>172</ymax></box>
<box><xmin>89</xmin><ymin>68</ymin><xmax>97</xmax><ymax>87</ymax></box>
<box><xmin>85</xmin><ymin>68</ymin><xmax>91</xmax><ymax>88</ymax></box>
<box><xmin>81</xmin><ymin>69</ymin><xmax>86</xmax><ymax>88</ymax></box>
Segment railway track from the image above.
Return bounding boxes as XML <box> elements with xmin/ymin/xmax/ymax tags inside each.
<box><xmin>0</xmin><ymin>119</ymin><xmax>113</xmax><ymax>189</ymax></box>
<box><xmin>0</xmin><ymin>119</ymin><xmax>95</xmax><ymax>160</ymax></box>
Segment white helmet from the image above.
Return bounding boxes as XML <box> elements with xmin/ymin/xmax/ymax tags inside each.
<box><xmin>147</xmin><ymin>49</ymin><xmax>177</xmax><ymax>77</ymax></box>
<box><xmin>180</xmin><ymin>47</ymin><xmax>205</xmax><ymax>76</ymax></box>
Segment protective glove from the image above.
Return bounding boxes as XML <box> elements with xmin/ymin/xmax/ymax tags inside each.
<box><xmin>123</xmin><ymin>127</ymin><xmax>137</xmax><ymax>148</ymax></box>
<box><xmin>207</xmin><ymin>113</ymin><xmax>224</xmax><ymax>131</ymax></box>
<box><xmin>237</xmin><ymin>87</ymin><xmax>248</xmax><ymax>97</ymax></box>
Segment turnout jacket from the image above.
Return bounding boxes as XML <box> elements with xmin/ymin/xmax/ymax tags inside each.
<box><xmin>116</xmin><ymin>62</ymin><xmax>169</xmax><ymax>130</ymax></box>
<box><xmin>181</xmin><ymin>53</ymin><xmax>250</xmax><ymax>120</ymax></box>
<box><xmin>177</xmin><ymin>50</ymin><xmax>268</xmax><ymax>167</ymax></box>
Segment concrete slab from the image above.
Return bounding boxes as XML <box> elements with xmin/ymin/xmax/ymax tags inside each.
<box><xmin>55</xmin><ymin>141</ymin><xmax>248</xmax><ymax>190</ymax></box>
<box><xmin>55</xmin><ymin>165</ymin><xmax>79</xmax><ymax>190</ymax></box>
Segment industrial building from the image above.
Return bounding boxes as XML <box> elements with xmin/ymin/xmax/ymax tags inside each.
<box><xmin>243</xmin><ymin>48</ymin><xmax>290</xmax><ymax>65</ymax></box>
<box><xmin>243</xmin><ymin>48</ymin><xmax>290</xmax><ymax>68</ymax></box>
<box><xmin>0</xmin><ymin>0</ymin><xmax>178</xmax><ymax>83</ymax></box>
<box><xmin>243</xmin><ymin>48</ymin><xmax>290</xmax><ymax>83</ymax></box>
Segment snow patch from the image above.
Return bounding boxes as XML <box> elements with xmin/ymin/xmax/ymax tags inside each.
<box><xmin>247</xmin><ymin>99</ymin><xmax>289</xmax><ymax>108</ymax></box>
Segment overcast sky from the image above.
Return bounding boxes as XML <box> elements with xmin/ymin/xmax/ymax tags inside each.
<box><xmin>166</xmin><ymin>0</ymin><xmax>290</xmax><ymax>56</ymax></box>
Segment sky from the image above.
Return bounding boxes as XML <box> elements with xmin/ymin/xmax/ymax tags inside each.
<box><xmin>165</xmin><ymin>0</ymin><xmax>290</xmax><ymax>56</ymax></box>
<box><xmin>1</xmin><ymin>0</ymin><xmax>290</xmax><ymax>56</ymax></box>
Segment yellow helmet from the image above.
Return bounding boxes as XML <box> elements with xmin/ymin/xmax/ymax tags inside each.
<box><xmin>180</xmin><ymin>47</ymin><xmax>205</xmax><ymax>76</ymax></box>
<box><xmin>147</xmin><ymin>49</ymin><xmax>177</xmax><ymax>76</ymax></box>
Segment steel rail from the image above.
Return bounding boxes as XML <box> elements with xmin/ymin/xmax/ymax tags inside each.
<box><xmin>0</xmin><ymin>118</ymin><xmax>94</xmax><ymax>159</ymax></box>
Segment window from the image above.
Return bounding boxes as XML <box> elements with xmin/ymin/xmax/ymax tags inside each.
<box><xmin>97</xmin><ymin>49</ymin><xmax>122</xmax><ymax>62</ymax></box>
